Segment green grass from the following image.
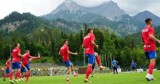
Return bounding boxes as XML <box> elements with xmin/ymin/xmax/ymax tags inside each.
<box><xmin>1</xmin><ymin>71</ymin><xmax>160</xmax><ymax>84</ymax></box>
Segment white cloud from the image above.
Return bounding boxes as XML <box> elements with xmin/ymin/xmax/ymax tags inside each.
<box><xmin>0</xmin><ymin>0</ymin><xmax>64</xmax><ymax>19</ymax></box>
<box><xmin>0</xmin><ymin>0</ymin><xmax>160</xmax><ymax>19</ymax></box>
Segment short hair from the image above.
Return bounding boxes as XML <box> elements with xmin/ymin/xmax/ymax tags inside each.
<box><xmin>15</xmin><ymin>43</ymin><xmax>19</xmax><ymax>47</ymax></box>
<box><xmin>63</xmin><ymin>39</ymin><xmax>68</xmax><ymax>44</ymax></box>
<box><xmin>87</xmin><ymin>28</ymin><xmax>93</xmax><ymax>33</ymax></box>
<box><xmin>145</xmin><ymin>18</ymin><xmax>152</xmax><ymax>24</ymax></box>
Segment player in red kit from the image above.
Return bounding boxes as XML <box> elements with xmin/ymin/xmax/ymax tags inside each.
<box><xmin>59</xmin><ymin>40</ymin><xmax>78</xmax><ymax>81</ymax></box>
<box><xmin>20</xmin><ymin>50</ymin><xmax>40</xmax><ymax>82</ymax></box>
<box><xmin>3</xmin><ymin>58</ymin><xmax>11</xmax><ymax>81</ymax></box>
<box><xmin>141</xmin><ymin>18</ymin><xmax>160</xmax><ymax>81</ymax></box>
<box><xmin>10</xmin><ymin>43</ymin><xmax>23</xmax><ymax>84</ymax></box>
<box><xmin>83</xmin><ymin>28</ymin><xmax>98</xmax><ymax>82</ymax></box>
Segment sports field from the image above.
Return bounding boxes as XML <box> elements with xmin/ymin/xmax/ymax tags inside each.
<box><xmin>1</xmin><ymin>71</ymin><xmax>160</xmax><ymax>84</ymax></box>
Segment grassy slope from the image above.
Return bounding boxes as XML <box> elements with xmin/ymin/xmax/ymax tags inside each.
<box><xmin>1</xmin><ymin>71</ymin><xmax>160</xmax><ymax>84</ymax></box>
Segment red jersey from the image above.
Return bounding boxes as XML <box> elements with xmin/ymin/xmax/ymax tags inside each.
<box><xmin>5</xmin><ymin>59</ymin><xmax>10</xmax><ymax>69</ymax></box>
<box><xmin>83</xmin><ymin>33</ymin><xmax>95</xmax><ymax>54</ymax></box>
<box><xmin>12</xmin><ymin>47</ymin><xmax>21</xmax><ymax>62</ymax></box>
<box><xmin>141</xmin><ymin>26</ymin><xmax>156</xmax><ymax>51</ymax></box>
<box><xmin>22</xmin><ymin>53</ymin><xmax>31</xmax><ymax>65</ymax></box>
<box><xmin>60</xmin><ymin>44</ymin><xmax>69</xmax><ymax>62</ymax></box>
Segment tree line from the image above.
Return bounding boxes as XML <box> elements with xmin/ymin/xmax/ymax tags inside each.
<box><xmin>0</xmin><ymin>26</ymin><xmax>160</xmax><ymax>69</ymax></box>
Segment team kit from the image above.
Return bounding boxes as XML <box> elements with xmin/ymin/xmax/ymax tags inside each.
<box><xmin>2</xmin><ymin>18</ymin><xmax>160</xmax><ymax>83</ymax></box>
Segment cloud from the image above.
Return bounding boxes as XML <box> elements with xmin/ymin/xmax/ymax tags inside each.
<box><xmin>0</xmin><ymin>0</ymin><xmax>160</xmax><ymax>19</ymax></box>
<box><xmin>73</xmin><ymin>0</ymin><xmax>160</xmax><ymax>16</ymax></box>
<box><xmin>0</xmin><ymin>0</ymin><xmax>64</xmax><ymax>19</ymax></box>
<box><xmin>111</xmin><ymin>0</ymin><xmax>160</xmax><ymax>16</ymax></box>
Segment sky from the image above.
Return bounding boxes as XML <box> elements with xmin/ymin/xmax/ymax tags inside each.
<box><xmin>0</xmin><ymin>0</ymin><xmax>160</xmax><ymax>19</ymax></box>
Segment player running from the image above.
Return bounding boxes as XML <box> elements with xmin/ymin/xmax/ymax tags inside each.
<box><xmin>83</xmin><ymin>28</ymin><xmax>98</xmax><ymax>82</ymax></box>
<box><xmin>141</xmin><ymin>18</ymin><xmax>160</xmax><ymax>81</ymax></box>
<box><xmin>3</xmin><ymin>58</ymin><xmax>11</xmax><ymax>81</ymax></box>
<box><xmin>59</xmin><ymin>40</ymin><xmax>78</xmax><ymax>81</ymax></box>
<box><xmin>10</xmin><ymin>43</ymin><xmax>23</xmax><ymax>84</ymax></box>
<box><xmin>20</xmin><ymin>50</ymin><xmax>40</xmax><ymax>82</ymax></box>
<box><xmin>91</xmin><ymin>52</ymin><xmax>105</xmax><ymax>77</ymax></box>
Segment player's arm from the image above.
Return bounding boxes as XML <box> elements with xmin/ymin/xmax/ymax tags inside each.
<box><xmin>20</xmin><ymin>61</ymin><xmax>25</xmax><ymax>68</ymax></box>
<box><xmin>149</xmin><ymin>34</ymin><xmax>160</xmax><ymax>43</ymax></box>
<box><xmin>18</xmin><ymin>50</ymin><xmax>23</xmax><ymax>57</ymax></box>
<box><xmin>82</xmin><ymin>44</ymin><xmax>84</xmax><ymax>48</ymax></box>
<box><xmin>112</xmin><ymin>62</ymin><xmax>114</xmax><ymax>66</ymax></box>
<box><xmin>18</xmin><ymin>54</ymin><xmax>23</xmax><ymax>57</ymax></box>
<box><xmin>59</xmin><ymin>51</ymin><xmax>60</xmax><ymax>55</ymax></box>
<box><xmin>6</xmin><ymin>62</ymin><xmax>10</xmax><ymax>67</ymax></box>
<box><xmin>91</xmin><ymin>40</ymin><xmax>98</xmax><ymax>48</ymax></box>
<box><xmin>30</xmin><ymin>53</ymin><xmax>40</xmax><ymax>59</ymax></box>
<box><xmin>91</xmin><ymin>35</ymin><xmax>98</xmax><ymax>48</ymax></box>
<box><xmin>67</xmin><ymin>50</ymin><xmax>78</xmax><ymax>55</ymax></box>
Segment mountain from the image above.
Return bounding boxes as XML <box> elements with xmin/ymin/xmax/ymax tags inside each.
<box><xmin>43</xmin><ymin>0</ymin><xmax>126</xmax><ymax>22</ymax></box>
<box><xmin>0</xmin><ymin>11</ymin><xmax>83</xmax><ymax>34</ymax></box>
<box><xmin>83</xmin><ymin>0</ymin><xmax>126</xmax><ymax>21</ymax></box>
<box><xmin>0</xmin><ymin>11</ymin><xmax>49</xmax><ymax>34</ymax></box>
<box><xmin>133</xmin><ymin>10</ymin><xmax>160</xmax><ymax>26</ymax></box>
<box><xmin>43</xmin><ymin>0</ymin><xmax>112</xmax><ymax>23</ymax></box>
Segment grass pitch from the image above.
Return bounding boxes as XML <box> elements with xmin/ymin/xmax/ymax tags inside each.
<box><xmin>1</xmin><ymin>71</ymin><xmax>160</xmax><ymax>84</ymax></box>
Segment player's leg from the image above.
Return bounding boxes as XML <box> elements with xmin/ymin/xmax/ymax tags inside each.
<box><xmin>20</xmin><ymin>67</ymin><xmax>26</xmax><ymax>81</ymax></box>
<box><xmin>14</xmin><ymin>62</ymin><xmax>21</xmax><ymax>83</ymax></box>
<box><xmin>65</xmin><ymin>61</ymin><xmax>71</xmax><ymax>81</ymax></box>
<box><xmin>26</xmin><ymin>64</ymin><xmax>31</xmax><ymax>82</ymax></box>
<box><xmin>10</xmin><ymin>63</ymin><xmax>16</xmax><ymax>84</ymax></box>
<box><xmin>91</xmin><ymin>63</ymin><xmax>95</xmax><ymax>77</ymax></box>
<box><xmin>3</xmin><ymin>69</ymin><xmax>10</xmax><ymax>81</ymax></box>
<box><xmin>95</xmin><ymin>55</ymin><xmax>105</xmax><ymax>69</ymax></box>
<box><xmin>113</xmin><ymin>67</ymin><xmax>116</xmax><ymax>74</ymax></box>
<box><xmin>116</xmin><ymin>67</ymin><xmax>118</xmax><ymax>74</ymax></box>
<box><xmin>146</xmin><ymin>51</ymin><xmax>156</xmax><ymax>81</ymax></box>
<box><xmin>66</xmin><ymin>67</ymin><xmax>71</xmax><ymax>81</ymax></box>
<box><xmin>84</xmin><ymin>54</ymin><xmax>94</xmax><ymax>83</ymax></box>
<box><xmin>70</xmin><ymin>62</ymin><xmax>78</xmax><ymax>77</ymax></box>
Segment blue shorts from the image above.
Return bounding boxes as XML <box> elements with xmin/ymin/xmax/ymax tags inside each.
<box><xmin>85</xmin><ymin>54</ymin><xmax>95</xmax><ymax>64</ymax></box>
<box><xmin>145</xmin><ymin>51</ymin><xmax>157</xmax><ymax>59</ymax></box>
<box><xmin>21</xmin><ymin>67</ymin><xmax>26</xmax><ymax>72</ymax></box>
<box><xmin>12</xmin><ymin>62</ymin><xmax>20</xmax><ymax>69</ymax></box>
<box><xmin>64</xmin><ymin>60</ymin><xmax>72</xmax><ymax>68</ymax></box>
<box><xmin>6</xmin><ymin>69</ymin><xmax>10</xmax><ymax>74</ymax></box>
<box><xmin>25</xmin><ymin>64</ymin><xmax>30</xmax><ymax>71</ymax></box>
<box><xmin>21</xmin><ymin>64</ymin><xmax>30</xmax><ymax>72</ymax></box>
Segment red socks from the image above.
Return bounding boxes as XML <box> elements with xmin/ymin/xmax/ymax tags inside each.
<box><xmin>26</xmin><ymin>71</ymin><xmax>31</xmax><ymax>82</ymax></box>
<box><xmin>15</xmin><ymin>71</ymin><xmax>20</xmax><ymax>80</ymax></box>
<box><xmin>10</xmin><ymin>72</ymin><xmax>14</xmax><ymax>80</ymax></box>
<box><xmin>85</xmin><ymin>66</ymin><xmax>92</xmax><ymax>79</ymax></box>
<box><xmin>95</xmin><ymin>56</ymin><xmax>101</xmax><ymax>66</ymax></box>
<box><xmin>4</xmin><ymin>74</ymin><xmax>10</xmax><ymax>78</ymax></box>
<box><xmin>148</xmin><ymin>63</ymin><xmax>155</xmax><ymax>74</ymax></box>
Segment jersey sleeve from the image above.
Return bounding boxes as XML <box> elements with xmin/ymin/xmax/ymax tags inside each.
<box><xmin>148</xmin><ymin>28</ymin><xmax>154</xmax><ymax>35</ymax></box>
<box><xmin>91</xmin><ymin>34</ymin><xmax>95</xmax><ymax>41</ymax></box>
<box><xmin>66</xmin><ymin>46</ymin><xmax>69</xmax><ymax>52</ymax></box>
<box><xmin>17</xmin><ymin>48</ymin><xmax>21</xmax><ymax>55</ymax></box>
<box><xmin>28</xmin><ymin>53</ymin><xmax>32</xmax><ymax>58</ymax></box>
